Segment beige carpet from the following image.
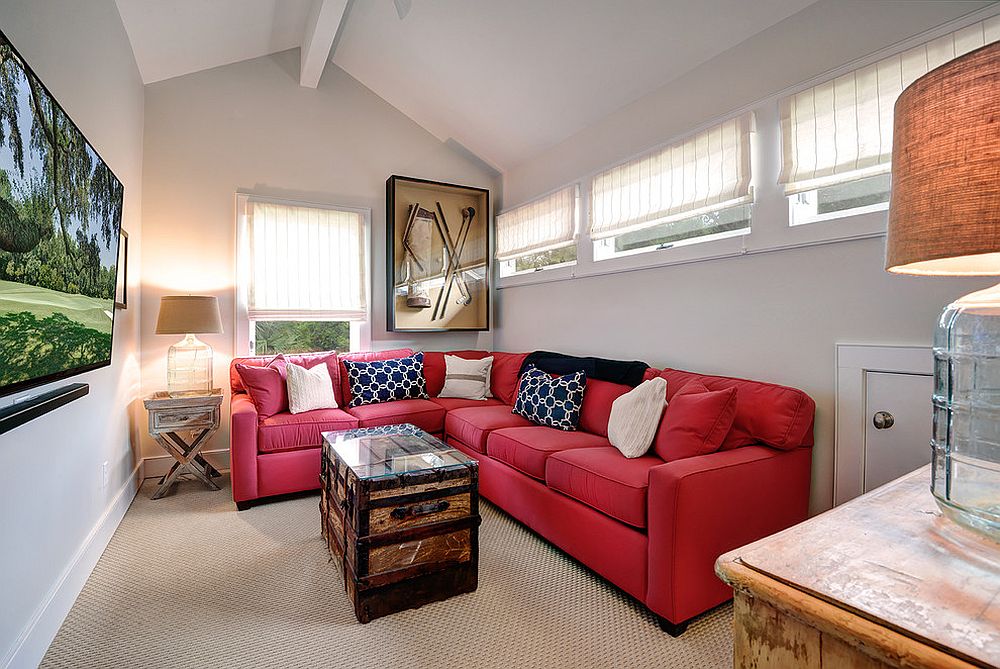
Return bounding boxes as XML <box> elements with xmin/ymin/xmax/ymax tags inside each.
<box><xmin>41</xmin><ymin>475</ymin><xmax>733</xmax><ymax>668</ymax></box>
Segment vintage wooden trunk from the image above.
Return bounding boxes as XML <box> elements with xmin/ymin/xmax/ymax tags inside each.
<box><xmin>320</xmin><ymin>424</ymin><xmax>480</xmax><ymax>623</ymax></box>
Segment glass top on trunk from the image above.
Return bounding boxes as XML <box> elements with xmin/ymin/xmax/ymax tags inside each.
<box><xmin>322</xmin><ymin>423</ymin><xmax>474</xmax><ymax>480</ymax></box>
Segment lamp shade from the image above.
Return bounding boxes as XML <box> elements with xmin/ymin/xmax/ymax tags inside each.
<box><xmin>885</xmin><ymin>41</ymin><xmax>1000</xmax><ymax>276</ymax></box>
<box><xmin>155</xmin><ymin>295</ymin><xmax>224</xmax><ymax>335</ymax></box>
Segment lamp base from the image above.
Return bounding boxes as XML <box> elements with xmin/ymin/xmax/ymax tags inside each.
<box><xmin>167</xmin><ymin>334</ymin><xmax>214</xmax><ymax>396</ymax></box>
<box><xmin>932</xmin><ymin>281</ymin><xmax>1000</xmax><ymax>542</ymax></box>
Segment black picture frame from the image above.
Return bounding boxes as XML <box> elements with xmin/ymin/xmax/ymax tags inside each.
<box><xmin>386</xmin><ymin>175</ymin><xmax>491</xmax><ymax>333</ymax></box>
<box><xmin>114</xmin><ymin>229</ymin><xmax>128</xmax><ymax>309</ymax></box>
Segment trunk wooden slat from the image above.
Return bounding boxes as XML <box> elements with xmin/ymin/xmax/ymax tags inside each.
<box><xmin>320</xmin><ymin>425</ymin><xmax>480</xmax><ymax>623</ymax></box>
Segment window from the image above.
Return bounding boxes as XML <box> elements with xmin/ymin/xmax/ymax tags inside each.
<box><xmin>789</xmin><ymin>173</ymin><xmax>892</xmax><ymax>226</ymax></box>
<box><xmin>589</xmin><ymin>112</ymin><xmax>754</xmax><ymax>259</ymax></box>
<box><xmin>779</xmin><ymin>16</ymin><xmax>998</xmax><ymax>222</ymax></box>
<box><xmin>252</xmin><ymin>320</ymin><xmax>351</xmax><ymax>355</ymax></box>
<box><xmin>594</xmin><ymin>205</ymin><xmax>751</xmax><ymax>260</ymax></box>
<box><xmin>236</xmin><ymin>195</ymin><xmax>370</xmax><ymax>355</ymax></box>
<box><xmin>496</xmin><ymin>185</ymin><xmax>578</xmax><ymax>277</ymax></box>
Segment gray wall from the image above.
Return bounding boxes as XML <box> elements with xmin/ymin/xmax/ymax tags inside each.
<box><xmin>139</xmin><ymin>51</ymin><xmax>500</xmax><ymax>461</ymax></box>
<box><xmin>496</xmin><ymin>0</ymin><xmax>996</xmax><ymax>514</ymax></box>
<box><xmin>0</xmin><ymin>1</ymin><xmax>145</xmax><ymax>666</ymax></box>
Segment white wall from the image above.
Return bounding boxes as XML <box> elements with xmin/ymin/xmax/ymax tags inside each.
<box><xmin>139</xmin><ymin>51</ymin><xmax>499</xmax><ymax>463</ymax></box>
<box><xmin>0</xmin><ymin>2</ymin><xmax>144</xmax><ymax>667</ymax></box>
<box><xmin>496</xmin><ymin>0</ymin><xmax>996</xmax><ymax>514</ymax></box>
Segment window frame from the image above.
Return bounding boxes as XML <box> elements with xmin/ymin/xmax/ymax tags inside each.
<box><xmin>495</xmin><ymin>8</ymin><xmax>999</xmax><ymax>291</ymax></box>
<box><xmin>234</xmin><ymin>193</ymin><xmax>372</xmax><ymax>357</ymax></box>
<box><xmin>496</xmin><ymin>183</ymin><xmax>581</xmax><ymax>278</ymax></box>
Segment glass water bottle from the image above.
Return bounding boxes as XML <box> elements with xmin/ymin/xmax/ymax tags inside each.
<box><xmin>932</xmin><ymin>283</ymin><xmax>1000</xmax><ymax>540</ymax></box>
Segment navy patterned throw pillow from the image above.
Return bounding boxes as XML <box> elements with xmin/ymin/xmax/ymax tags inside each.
<box><xmin>344</xmin><ymin>353</ymin><xmax>428</xmax><ymax>407</ymax></box>
<box><xmin>512</xmin><ymin>365</ymin><xmax>586</xmax><ymax>431</ymax></box>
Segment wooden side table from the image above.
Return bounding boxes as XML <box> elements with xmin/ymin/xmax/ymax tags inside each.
<box><xmin>143</xmin><ymin>390</ymin><xmax>223</xmax><ymax>499</ymax></box>
<box><xmin>716</xmin><ymin>466</ymin><xmax>999</xmax><ymax>669</ymax></box>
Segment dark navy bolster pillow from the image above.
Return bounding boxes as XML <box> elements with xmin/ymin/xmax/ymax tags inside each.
<box><xmin>520</xmin><ymin>351</ymin><xmax>649</xmax><ymax>387</ymax></box>
<box><xmin>343</xmin><ymin>352</ymin><xmax>428</xmax><ymax>407</ymax></box>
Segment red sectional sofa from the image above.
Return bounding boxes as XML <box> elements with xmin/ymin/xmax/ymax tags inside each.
<box><xmin>229</xmin><ymin>348</ymin><xmax>815</xmax><ymax>634</ymax></box>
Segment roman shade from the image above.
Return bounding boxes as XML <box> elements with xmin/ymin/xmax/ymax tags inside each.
<box><xmin>589</xmin><ymin>112</ymin><xmax>755</xmax><ymax>240</ymax></box>
<box><xmin>778</xmin><ymin>15</ymin><xmax>1000</xmax><ymax>195</ymax></box>
<box><xmin>495</xmin><ymin>185</ymin><xmax>578</xmax><ymax>261</ymax></box>
<box><xmin>248</xmin><ymin>200</ymin><xmax>367</xmax><ymax>320</ymax></box>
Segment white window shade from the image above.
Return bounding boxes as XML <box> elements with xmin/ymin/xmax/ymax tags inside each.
<box><xmin>779</xmin><ymin>16</ymin><xmax>1000</xmax><ymax>195</ymax></box>
<box><xmin>496</xmin><ymin>185</ymin><xmax>578</xmax><ymax>260</ymax></box>
<box><xmin>248</xmin><ymin>201</ymin><xmax>367</xmax><ymax>320</ymax></box>
<box><xmin>589</xmin><ymin>113</ymin><xmax>755</xmax><ymax>240</ymax></box>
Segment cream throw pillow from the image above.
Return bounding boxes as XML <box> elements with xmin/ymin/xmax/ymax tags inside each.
<box><xmin>608</xmin><ymin>377</ymin><xmax>668</xmax><ymax>458</ymax></box>
<box><xmin>439</xmin><ymin>355</ymin><xmax>494</xmax><ymax>400</ymax></box>
<box><xmin>285</xmin><ymin>362</ymin><xmax>338</xmax><ymax>414</ymax></box>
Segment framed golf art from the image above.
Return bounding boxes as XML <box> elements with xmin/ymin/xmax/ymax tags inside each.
<box><xmin>386</xmin><ymin>175</ymin><xmax>490</xmax><ymax>332</ymax></box>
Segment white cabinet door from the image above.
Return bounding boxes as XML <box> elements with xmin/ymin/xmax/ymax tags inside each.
<box><xmin>863</xmin><ymin>371</ymin><xmax>933</xmax><ymax>492</ymax></box>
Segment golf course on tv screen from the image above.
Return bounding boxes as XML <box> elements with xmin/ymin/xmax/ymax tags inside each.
<box><xmin>0</xmin><ymin>31</ymin><xmax>123</xmax><ymax>395</ymax></box>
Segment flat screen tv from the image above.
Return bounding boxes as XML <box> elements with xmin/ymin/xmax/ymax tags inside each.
<box><xmin>0</xmin><ymin>30</ymin><xmax>123</xmax><ymax>397</ymax></box>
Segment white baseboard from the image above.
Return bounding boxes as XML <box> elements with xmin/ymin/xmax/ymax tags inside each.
<box><xmin>140</xmin><ymin>448</ymin><xmax>231</xmax><ymax>480</ymax></box>
<box><xmin>2</xmin><ymin>462</ymin><xmax>141</xmax><ymax>669</ymax></box>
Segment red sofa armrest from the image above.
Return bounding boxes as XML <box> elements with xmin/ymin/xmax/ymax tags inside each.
<box><xmin>230</xmin><ymin>394</ymin><xmax>260</xmax><ymax>504</ymax></box>
<box><xmin>646</xmin><ymin>445</ymin><xmax>811</xmax><ymax>623</ymax></box>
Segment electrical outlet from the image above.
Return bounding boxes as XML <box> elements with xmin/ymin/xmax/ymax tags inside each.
<box><xmin>100</xmin><ymin>461</ymin><xmax>109</xmax><ymax>489</ymax></box>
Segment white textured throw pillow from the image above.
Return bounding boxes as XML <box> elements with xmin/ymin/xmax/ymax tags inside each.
<box><xmin>608</xmin><ymin>377</ymin><xmax>668</xmax><ymax>458</ymax></box>
<box><xmin>439</xmin><ymin>355</ymin><xmax>494</xmax><ymax>400</ymax></box>
<box><xmin>285</xmin><ymin>362</ymin><xmax>339</xmax><ymax>414</ymax></box>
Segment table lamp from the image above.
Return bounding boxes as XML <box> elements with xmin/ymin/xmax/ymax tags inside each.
<box><xmin>885</xmin><ymin>41</ymin><xmax>1000</xmax><ymax>539</ymax></box>
<box><xmin>155</xmin><ymin>295</ymin><xmax>224</xmax><ymax>396</ymax></box>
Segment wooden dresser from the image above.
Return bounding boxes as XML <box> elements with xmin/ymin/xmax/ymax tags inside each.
<box><xmin>716</xmin><ymin>466</ymin><xmax>1000</xmax><ymax>668</ymax></box>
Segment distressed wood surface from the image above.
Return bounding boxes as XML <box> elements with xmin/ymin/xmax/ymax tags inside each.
<box><xmin>369</xmin><ymin>492</ymin><xmax>471</xmax><ymax>534</ymax></box>
<box><xmin>143</xmin><ymin>389</ymin><xmax>223</xmax><ymax>411</ymax></box>
<box><xmin>368</xmin><ymin>528</ymin><xmax>471</xmax><ymax>574</ymax></box>
<box><xmin>718</xmin><ymin>466</ymin><xmax>999</xmax><ymax>668</ymax></box>
<box><xmin>368</xmin><ymin>474</ymin><xmax>471</xmax><ymax>499</ymax></box>
<box><xmin>320</xmin><ymin>430</ymin><xmax>480</xmax><ymax>623</ymax></box>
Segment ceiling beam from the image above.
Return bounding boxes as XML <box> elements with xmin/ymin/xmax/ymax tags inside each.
<box><xmin>300</xmin><ymin>0</ymin><xmax>350</xmax><ymax>88</ymax></box>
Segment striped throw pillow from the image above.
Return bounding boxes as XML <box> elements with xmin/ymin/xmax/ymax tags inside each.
<box><xmin>438</xmin><ymin>355</ymin><xmax>494</xmax><ymax>400</ymax></box>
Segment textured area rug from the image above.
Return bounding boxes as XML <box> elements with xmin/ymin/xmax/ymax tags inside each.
<box><xmin>41</xmin><ymin>476</ymin><xmax>733</xmax><ymax>668</ymax></box>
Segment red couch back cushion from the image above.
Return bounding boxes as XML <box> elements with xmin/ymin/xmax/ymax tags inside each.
<box><xmin>645</xmin><ymin>367</ymin><xmax>815</xmax><ymax>451</ymax></box>
<box><xmin>653</xmin><ymin>380</ymin><xmax>738</xmax><ymax>461</ymax></box>
<box><xmin>338</xmin><ymin>348</ymin><xmax>414</xmax><ymax>405</ymax></box>
<box><xmin>234</xmin><ymin>356</ymin><xmax>288</xmax><ymax>418</ymax></box>
<box><xmin>490</xmin><ymin>352</ymin><xmax>529</xmax><ymax>405</ymax></box>
<box><xmin>231</xmin><ymin>351</ymin><xmax>341</xmax><ymax>402</ymax></box>
<box><xmin>578</xmin><ymin>378</ymin><xmax>631</xmax><ymax>437</ymax></box>
<box><xmin>423</xmin><ymin>350</ymin><xmax>491</xmax><ymax>397</ymax></box>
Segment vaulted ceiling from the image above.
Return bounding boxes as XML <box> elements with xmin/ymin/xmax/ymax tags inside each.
<box><xmin>116</xmin><ymin>0</ymin><xmax>826</xmax><ymax>170</ymax></box>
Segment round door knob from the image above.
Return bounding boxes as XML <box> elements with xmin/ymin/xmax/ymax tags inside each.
<box><xmin>873</xmin><ymin>411</ymin><xmax>895</xmax><ymax>430</ymax></box>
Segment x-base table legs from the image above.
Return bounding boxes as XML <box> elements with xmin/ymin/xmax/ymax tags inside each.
<box><xmin>151</xmin><ymin>426</ymin><xmax>221</xmax><ymax>499</ymax></box>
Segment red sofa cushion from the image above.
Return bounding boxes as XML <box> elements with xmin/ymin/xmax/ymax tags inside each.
<box><xmin>428</xmin><ymin>397</ymin><xmax>504</xmax><ymax>411</ymax></box>
<box><xmin>646</xmin><ymin>367</ymin><xmax>816</xmax><ymax>450</ymax></box>
<box><xmin>346</xmin><ymin>398</ymin><xmax>445</xmax><ymax>434</ymax></box>
<box><xmin>423</xmin><ymin>350</ymin><xmax>491</xmax><ymax>397</ymax></box>
<box><xmin>490</xmin><ymin>352</ymin><xmax>529</xmax><ymax>405</ymax></box>
<box><xmin>653</xmin><ymin>381</ymin><xmax>737</xmax><ymax>462</ymax></box>
<box><xmin>546</xmin><ymin>447</ymin><xmax>663</xmax><ymax>528</ymax></box>
<box><xmin>578</xmin><ymin>378</ymin><xmax>631</xmax><ymax>437</ymax></box>
<box><xmin>338</xmin><ymin>348</ymin><xmax>414</xmax><ymax>406</ymax></box>
<box><xmin>231</xmin><ymin>355</ymin><xmax>271</xmax><ymax>394</ymax></box>
<box><xmin>231</xmin><ymin>351</ymin><xmax>339</xmax><ymax>397</ymax></box>
<box><xmin>486</xmin><ymin>426</ymin><xmax>610</xmax><ymax>480</ymax></box>
<box><xmin>257</xmin><ymin>408</ymin><xmax>359</xmax><ymax>453</ymax></box>
<box><xmin>235</xmin><ymin>356</ymin><xmax>288</xmax><ymax>418</ymax></box>
<box><xmin>285</xmin><ymin>350</ymin><xmax>341</xmax><ymax>401</ymax></box>
<box><xmin>445</xmin><ymin>405</ymin><xmax>533</xmax><ymax>453</ymax></box>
